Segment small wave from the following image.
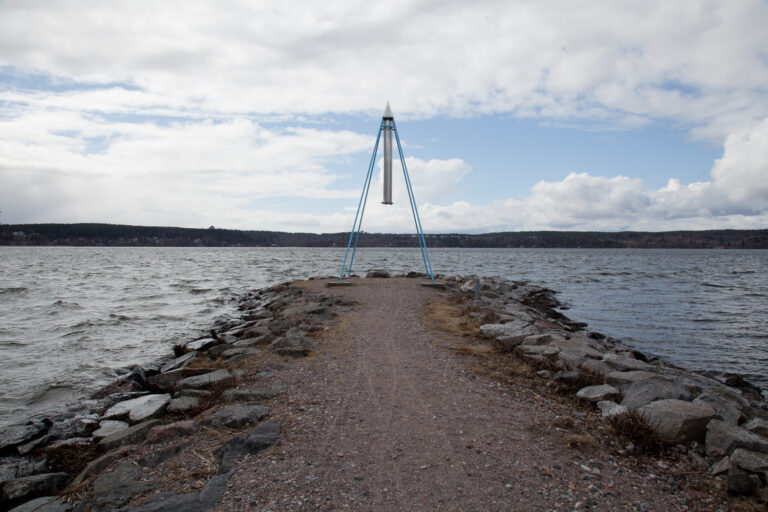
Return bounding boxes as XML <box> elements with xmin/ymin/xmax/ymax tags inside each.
<box><xmin>70</xmin><ymin>320</ymin><xmax>94</xmax><ymax>329</ymax></box>
<box><xmin>190</xmin><ymin>288</ymin><xmax>213</xmax><ymax>295</ymax></box>
<box><xmin>108</xmin><ymin>313</ymin><xmax>133</xmax><ymax>321</ymax></box>
<box><xmin>0</xmin><ymin>286</ymin><xmax>28</xmax><ymax>296</ymax></box>
<box><xmin>0</xmin><ymin>339</ymin><xmax>28</xmax><ymax>347</ymax></box>
<box><xmin>701</xmin><ymin>282</ymin><xmax>729</xmax><ymax>289</ymax></box>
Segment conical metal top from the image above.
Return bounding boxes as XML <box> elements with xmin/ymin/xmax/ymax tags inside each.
<box><xmin>382</xmin><ymin>101</ymin><xmax>394</xmax><ymax>119</ymax></box>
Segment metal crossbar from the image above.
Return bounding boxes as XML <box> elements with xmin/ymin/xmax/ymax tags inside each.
<box><xmin>338</xmin><ymin>119</ymin><xmax>434</xmax><ymax>281</ymax></box>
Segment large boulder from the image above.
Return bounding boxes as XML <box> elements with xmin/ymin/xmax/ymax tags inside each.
<box><xmin>576</xmin><ymin>385</ymin><xmax>620</xmax><ymax>403</ymax></box>
<box><xmin>1</xmin><ymin>472</ymin><xmax>68</xmax><ymax>505</ymax></box>
<box><xmin>745</xmin><ymin>418</ymin><xmax>768</xmax><ymax>437</ymax></box>
<box><xmin>730</xmin><ymin>448</ymin><xmax>768</xmax><ymax>473</ymax></box>
<box><xmin>92</xmin><ymin>421</ymin><xmax>129</xmax><ymax>439</ymax></box>
<box><xmin>597</xmin><ymin>400</ymin><xmax>629</xmax><ymax>419</ymax></box>
<box><xmin>175</xmin><ymin>370</ymin><xmax>232</xmax><ymax>391</ymax></box>
<box><xmin>220</xmin><ymin>387</ymin><xmax>283</xmax><ymax>403</ymax></box>
<box><xmin>602</xmin><ymin>353</ymin><xmax>654</xmax><ymax>373</ymax></box>
<box><xmin>7</xmin><ymin>496</ymin><xmax>72</xmax><ymax>511</ymax></box>
<box><xmin>215</xmin><ymin>420</ymin><xmax>281</xmax><ymax>470</ymax></box>
<box><xmin>102</xmin><ymin>394</ymin><xmax>171</xmax><ymax>424</ymax></box>
<box><xmin>167</xmin><ymin>396</ymin><xmax>203</xmax><ymax>415</ymax></box>
<box><xmin>620</xmin><ymin>378</ymin><xmax>694</xmax><ymax>409</ymax></box>
<box><xmin>159</xmin><ymin>352</ymin><xmax>197</xmax><ymax>373</ymax></box>
<box><xmin>98</xmin><ymin>420</ymin><xmax>160</xmax><ymax>451</ymax></box>
<box><xmin>706</xmin><ymin>420</ymin><xmax>768</xmax><ymax>459</ymax></box>
<box><xmin>201</xmin><ymin>403</ymin><xmax>270</xmax><ymax>429</ymax></box>
<box><xmin>0</xmin><ymin>423</ymin><xmax>48</xmax><ymax>456</ymax></box>
<box><xmin>638</xmin><ymin>399</ymin><xmax>717</xmax><ymax>443</ymax></box>
<box><xmin>147</xmin><ymin>369</ymin><xmax>210</xmax><ymax>393</ymax></box>
<box><xmin>606</xmin><ymin>371</ymin><xmax>657</xmax><ymax>393</ymax></box>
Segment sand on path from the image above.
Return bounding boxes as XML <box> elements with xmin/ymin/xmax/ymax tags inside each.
<box><xmin>214</xmin><ymin>278</ymin><xmax>708</xmax><ymax>511</ymax></box>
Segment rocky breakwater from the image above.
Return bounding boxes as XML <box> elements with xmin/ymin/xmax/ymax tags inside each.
<box><xmin>0</xmin><ymin>281</ymin><xmax>352</xmax><ymax>512</ymax></box>
<box><xmin>462</xmin><ymin>275</ymin><xmax>768</xmax><ymax>499</ymax></box>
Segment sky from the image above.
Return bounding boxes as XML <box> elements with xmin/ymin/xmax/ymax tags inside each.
<box><xmin>1</xmin><ymin>0</ymin><xmax>767</xmax><ymax>234</ymax></box>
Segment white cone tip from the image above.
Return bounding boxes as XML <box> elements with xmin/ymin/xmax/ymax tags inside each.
<box><xmin>383</xmin><ymin>101</ymin><xmax>393</xmax><ymax>118</ymax></box>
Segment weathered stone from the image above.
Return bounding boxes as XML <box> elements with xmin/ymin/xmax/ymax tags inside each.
<box><xmin>620</xmin><ymin>378</ymin><xmax>693</xmax><ymax>409</ymax></box>
<box><xmin>185</xmin><ymin>338</ymin><xmax>217</xmax><ymax>352</ymax></box>
<box><xmin>221</xmin><ymin>347</ymin><xmax>260</xmax><ymax>359</ymax></box>
<box><xmin>7</xmin><ymin>496</ymin><xmax>73</xmax><ymax>512</ymax></box>
<box><xmin>495</xmin><ymin>334</ymin><xmax>528</xmax><ymax>350</ymax></box>
<box><xmin>233</xmin><ymin>334</ymin><xmax>275</xmax><ymax>348</ymax></box>
<box><xmin>536</xmin><ymin>369</ymin><xmax>553</xmax><ymax>379</ymax></box>
<box><xmin>202</xmin><ymin>403</ymin><xmax>270</xmax><ymax>429</ymax></box>
<box><xmin>579</xmin><ymin>359</ymin><xmax>613</xmax><ymax>378</ymax></box>
<box><xmin>522</xmin><ymin>334</ymin><xmax>552</xmax><ymax>346</ymax></box>
<box><xmin>215</xmin><ymin>420</ymin><xmax>281</xmax><ymax>470</ymax></box>
<box><xmin>726</xmin><ymin>465</ymin><xmax>759</xmax><ymax>495</ymax></box>
<box><xmin>45</xmin><ymin>437</ymin><xmax>93</xmax><ymax>451</ymax></box>
<box><xmin>0</xmin><ymin>457</ymin><xmax>48</xmax><ymax>484</ymax></box>
<box><xmin>147</xmin><ymin>368</ymin><xmax>211</xmax><ymax>393</ymax></box>
<box><xmin>98</xmin><ymin>420</ymin><xmax>160</xmax><ymax>451</ymax></box>
<box><xmin>693</xmin><ymin>393</ymin><xmax>743</xmax><ymax>425</ymax></box>
<box><xmin>173</xmin><ymin>389</ymin><xmax>211</xmax><ymax>399</ymax></box>
<box><xmin>0</xmin><ymin>423</ymin><xmax>48</xmax><ymax>456</ymax></box>
<box><xmin>706</xmin><ymin>420</ymin><xmax>768</xmax><ymax>459</ymax></box>
<box><xmin>552</xmin><ymin>371</ymin><xmax>580</xmax><ymax>385</ymax></box>
<box><xmin>606</xmin><ymin>371</ymin><xmax>657</xmax><ymax>393</ymax></box>
<box><xmin>102</xmin><ymin>394</ymin><xmax>171</xmax><ymax>424</ymax></box>
<box><xmin>220</xmin><ymin>387</ymin><xmax>283</xmax><ymax>403</ymax></box>
<box><xmin>745</xmin><ymin>418</ymin><xmax>768</xmax><ymax>437</ymax></box>
<box><xmin>1</xmin><ymin>472</ymin><xmax>67</xmax><ymax>503</ymax></box>
<box><xmin>366</xmin><ymin>270</ymin><xmax>389</xmax><ymax>278</ymax></box>
<box><xmin>235</xmin><ymin>326</ymin><xmax>269</xmax><ymax>339</ymax></box>
<box><xmin>167</xmin><ymin>396</ymin><xmax>202</xmax><ymax>415</ymax></box>
<box><xmin>479</xmin><ymin>322</ymin><xmax>530</xmax><ymax>340</ymax></box>
<box><xmin>91</xmin><ymin>378</ymin><xmax>143</xmax><ymax>398</ymax></box>
<box><xmin>175</xmin><ymin>370</ymin><xmax>232</xmax><ymax>391</ymax></box>
<box><xmin>602</xmin><ymin>353</ymin><xmax>654</xmax><ymax>372</ymax></box>
<box><xmin>597</xmin><ymin>400</ymin><xmax>629</xmax><ymax>419</ymax></box>
<box><xmin>638</xmin><ymin>399</ymin><xmax>717</xmax><ymax>443</ymax></box>
<box><xmin>72</xmin><ymin>446</ymin><xmax>135</xmax><ymax>485</ymax></box>
<box><xmin>92</xmin><ymin>420</ymin><xmax>130</xmax><ymax>439</ymax></box>
<box><xmin>730</xmin><ymin>448</ymin><xmax>768</xmax><ymax>473</ymax></box>
<box><xmin>145</xmin><ymin>421</ymin><xmax>199</xmax><ymax>445</ymax></box>
<box><xmin>515</xmin><ymin>345</ymin><xmax>560</xmax><ymax>357</ymax></box>
<box><xmin>92</xmin><ymin>462</ymin><xmax>156</xmax><ymax>509</ymax></box>
<box><xmin>159</xmin><ymin>352</ymin><xmax>197</xmax><ymax>373</ymax></box>
<box><xmin>110</xmin><ymin>469</ymin><xmax>233</xmax><ymax>512</ymax></box>
<box><xmin>576</xmin><ymin>385</ymin><xmax>620</xmax><ymax>403</ymax></box>
<box><xmin>710</xmin><ymin>456</ymin><xmax>730</xmax><ymax>475</ymax></box>
<box><xmin>46</xmin><ymin>416</ymin><xmax>97</xmax><ymax>441</ymax></box>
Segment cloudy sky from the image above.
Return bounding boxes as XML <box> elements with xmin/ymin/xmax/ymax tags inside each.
<box><xmin>1</xmin><ymin>0</ymin><xmax>767</xmax><ymax>233</ymax></box>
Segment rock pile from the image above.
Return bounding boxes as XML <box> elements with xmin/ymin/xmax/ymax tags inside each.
<box><xmin>458</xmin><ymin>275</ymin><xmax>768</xmax><ymax>498</ymax></box>
<box><xmin>0</xmin><ymin>281</ymin><xmax>351</xmax><ymax>511</ymax></box>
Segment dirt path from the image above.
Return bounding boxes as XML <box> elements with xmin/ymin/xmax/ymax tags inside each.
<box><xmin>213</xmin><ymin>278</ymin><xmax>712</xmax><ymax>511</ymax></box>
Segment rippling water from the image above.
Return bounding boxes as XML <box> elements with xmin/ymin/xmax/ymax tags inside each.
<box><xmin>0</xmin><ymin>246</ymin><xmax>766</xmax><ymax>427</ymax></box>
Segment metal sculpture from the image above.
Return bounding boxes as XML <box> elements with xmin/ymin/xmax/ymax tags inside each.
<box><xmin>338</xmin><ymin>102</ymin><xmax>434</xmax><ymax>281</ymax></box>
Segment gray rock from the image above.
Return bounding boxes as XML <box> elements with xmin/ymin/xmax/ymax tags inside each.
<box><xmin>185</xmin><ymin>338</ymin><xmax>217</xmax><ymax>352</ymax></box>
<box><xmin>552</xmin><ymin>371</ymin><xmax>580</xmax><ymax>385</ymax></box>
<box><xmin>233</xmin><ymin>334</ymin><xmax>275</xmax><ymax>348</ymax></box>
<box><xmin>175</xmin><ymin>370</ymin><xmax>232</xmax><ymax>391</ymax></box>
<box><xmin>0</xmin><ymin>423</ymin><xmax>48</xmax><ymax>456</ymax></box>
<box><xmin>220</xmin><ymin>386</ymin><xmax>283</xmax><ymax>403</ymax></box>
<box><xmin>579</xmin><ymin>359</ymin><xmax>613</xmax><ymax>378</ymax></box>
<box><xmin>167</xmin><ymin>396</ymin><xmax>202</xmax><ymax>415</ymax></box>
<box><xmin>102</xmin><ymin>394</ymin><xmax>171</xmax><ymax>424</ymax></box>
<box><xmin>1</xmin><ymin>459</ymin><xmax>48</xmax><ymax>491</ymax></box>
<box><xmin>98</xmin><ymin>420</ymin><xmax>160</xmax><ymax>451</ymax></box>
<box><xmin>92</xmin><ymin>462</ymin><xmax>156</xmax><ymax>509</ymax></box>
<box><xmin>602</xmin><ymin>353</ymin><xmax>654</xmax><ymax>372</ymax></box>
<box><xmin>173</xmin><ymin>389</ymin><xmax>212</xmax><ymax>399</ymax></box>
<box><xmin>272</xmin><ymin>346</ymin><xmax>311</xmax><ymax>357</ymax></box>
<box><xmin>576</xmin><ymin>385</ymin><xmax>620</xmax><ymax>403</ymax></box>
<box><xmin>745</xmin><ymin>418</ymin><xmax>768</xmax><ymax>437</ymax></box>
<box><xmin>7</xmin><ymin>496</ymin><xmax>73</xmax><ymax>512</ymax></box>
<box><xmin>620</xmin><ymin>378</ymin><xmax>693</xmax><ymax>409</ymax></box>
<box><xmin>638</xmin><ymin>399</ymin><xmax>717</xmax><ymax>443</ymax></box>
<box><xmin>522</xmin><ymin>334</ymin><xmax>552</xmax><ymax>346</ymax></box>
<box><xmin>495</xmin><ymin>334</ymin><xmax>527</xmax><ymax>350</ymax></box>
<box><xmin>726</xmin><ymin>465</ymin><xmax>759</xmax><ymax>495</ymax></box>
<box><xmin>479</xmin><ymin>322</ymin><xmax>530</xmax><ymax>340</ymax></box>
<box><xmin>693</xmin><ymin>392</ymin><xmax>743</xmax><ymax>425</ymax></box>
<box><xmin>730</xmin><ymin>448</ymin><xmax>768</xmax><ymax>473</ymax></box>
<box><xmin>159</xmin><ymin>352</ymin><xmax>197</xmax><ymax>373</ymax></box>
<box><xmin>112</xmin><ymin>469</ymin><xmax>234</xmax><ymax>512</ymax></box>
<box><xmin>92</xmin><ymin>420</ymin><xmax>130</xmax><ymax>439</ymax></box>
<box><xmin>139</xmin><ymin>442</ymin><xmax>189</xmax><ymax>468</ymax></box>
<box><xmin>215</xmin><ymin>420</ymin><xmax>281</xmax><ymax>470</ymax></box>
<box><xmin>515</xmin><ymin>345</ymin><xmax>560</xmax><ymax>358</ymax></box>
<box><xmin>606</xmin><ymin>371</ymin><xmax>657</xmax><ymax>393</ymax></box>
<box><xmin>1</xmin><ymin>472</ymin><xmax>68</xmax><ymax>503</ymax></box>
<box><xmin>145</xmin><ymin>421</ymin><xmax>199</xmax><ymax>445</ymax></box>
<box><xmin>597</xmin><ymin>400</ymin><xmax>629</xmax><ymax>419</ymax></box>
<box><xmin>221</xmin><ymin>347</ymin><xmax>260</xmax><ymax>359</ymax></box>
<box><xmin>710</xmin><ymin>456</ymin><xmax>730</xmax><ymax>475</ymax></box>
<box><xmin>202</xmin><ymin>403</ymin><xmax>270</xmax><ymax>429</ymax></box>
<box><xmin>147</xmin><ymin>368</ymin><xmax>211</xmax><ymax>393</ymax></box>
<box><xmin>706</xmin><ymin>420</ymin><xmax>768</xmax><ymax>459</ymax></box>
<box><xmin>72</xmin><ymin>446</ymin><xmax>135</xmax><ymax>485</ymax></box>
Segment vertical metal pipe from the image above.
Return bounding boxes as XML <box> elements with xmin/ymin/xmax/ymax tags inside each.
<box><xmin>382</xmin><ymin>119</ymin><xmax>393</xmax><ymax>205</ymax></box>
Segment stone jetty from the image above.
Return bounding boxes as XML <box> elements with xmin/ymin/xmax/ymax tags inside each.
<box><xmin>0</xmin><ymin>274</ymin><xmax>766</xmax><ymax>510</ymax></box>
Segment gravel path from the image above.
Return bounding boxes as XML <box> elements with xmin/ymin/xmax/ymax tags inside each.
<box><xmin>213</xmin><ymin>278</ymin><xmax>717</xmax><ymax>511</ymax></box>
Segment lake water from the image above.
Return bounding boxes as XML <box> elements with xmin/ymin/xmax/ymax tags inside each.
<box><xmin>0</xmin><ymin>246</ymin><xmax>766</xmax><ymax>427</ymax></box>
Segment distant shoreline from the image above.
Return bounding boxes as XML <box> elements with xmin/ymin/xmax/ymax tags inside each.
<box><xmin>2</xmin><ymin>223</ymin><xmax>767</xmax><ymax>249</ymax></box>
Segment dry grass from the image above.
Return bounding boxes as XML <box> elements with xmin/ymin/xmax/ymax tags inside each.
<box><xmin>565</xmin><ymin>433</ymin><xmax>599</xmax><ymax>450</ymax></box>
<box><xmin>607</xmin><ymin>410</ymin><xmax>664</xmax><ymax>453</ymax></box>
